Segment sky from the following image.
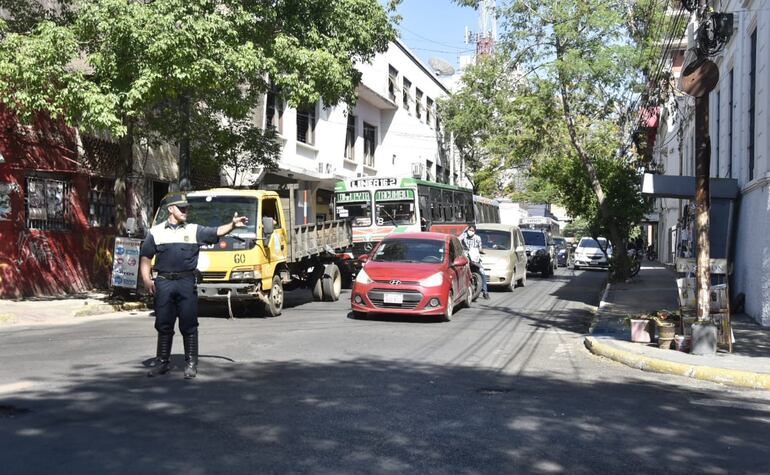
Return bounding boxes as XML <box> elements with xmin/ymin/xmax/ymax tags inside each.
<box><xmin>387</xmin><ymin>0</ymin><xmax>480</xmax><ymax>71</ymax></box>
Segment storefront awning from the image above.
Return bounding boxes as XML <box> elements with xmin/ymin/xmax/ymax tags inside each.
<box><xmin>642</xmin><ymin>173</ymin><xmax>739</xmax><ymax>199</ymax></box>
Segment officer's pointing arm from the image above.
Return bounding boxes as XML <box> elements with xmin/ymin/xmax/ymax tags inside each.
<box><xmin>216</xmin><ymin>212</ymin><xmax>249</xmax><ymax>237</ymax></box>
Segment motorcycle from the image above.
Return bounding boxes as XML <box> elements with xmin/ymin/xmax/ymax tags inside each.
<box><xmin>646</xmin><ymin>245</ymin><xmax>657</xmax><ymax>261</ymax></box>
<box><xmin>466</xmin><ymin>248</ymin><xmax>484</xmax><ymax>301</ymax></box>
<box><xmin>629</xmin><ymin>248</ymin><xmax>641</xmax><ymax>277</ymax></box>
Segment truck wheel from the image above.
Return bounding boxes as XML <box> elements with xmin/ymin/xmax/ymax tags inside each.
<box><xmin>311</xmin><ymin>275</ymin><xmax>324</xmax><ymax>301</ymax></box>
<box><xmin>321</xmin><ymin>264</ymin><xmax>342</xmax><ymax>302</ymax></box>
<box><xmin>264</xmin><ymin>275</ymin><xmax>284</xmax><ymax>317</ymax></box>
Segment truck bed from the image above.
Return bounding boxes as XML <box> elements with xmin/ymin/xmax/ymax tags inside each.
<box><xmin>289</xmin><ymin>219</ymin><xmax>352</xmax><ymax>262</ymax></box>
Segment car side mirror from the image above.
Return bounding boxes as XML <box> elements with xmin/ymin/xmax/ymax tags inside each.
<box><xmin>262</xmin><ymin>216</ymin><xmax>274</xmax><ymax>239</ymax></box>
<box><xmin>453</xmin><ymin>256</ymin><xmax>469</xmax><ymax>267</ymax></box>
<box><xmin>358</xmin><ymin>254</ymin><xmax>369</xmax><ymax>263</ymax></box>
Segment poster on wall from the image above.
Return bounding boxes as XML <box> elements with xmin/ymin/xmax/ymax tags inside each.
<box><xmin>0</xmin><ymin>181</ymin><xmax>20</xmax><ymax>221</ymax></box>
<box><xmin>27</xmin><ymin>178</ymin><xmax>47</xmax><ymax>220</ymax></box>
<box><xmin>112</xmin><ymin>237</ymin><xmax>142</xmax><ymax>289</ymax></box>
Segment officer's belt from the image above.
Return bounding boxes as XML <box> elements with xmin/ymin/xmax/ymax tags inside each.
<box><xmin>157</xmin><ymin>271</ymin><xmax>196</xmax><ymax>280</ymax></box>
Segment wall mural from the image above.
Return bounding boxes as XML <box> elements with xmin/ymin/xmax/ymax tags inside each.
<box><xmin>0</xmin><ymin>181</ymin><xmax>20</xmax><ymax>220</ymax></box>
<box><xmin>84</xmin><ymin>234</ymin><xmax>115</xmax><ymax>275</ymax></box>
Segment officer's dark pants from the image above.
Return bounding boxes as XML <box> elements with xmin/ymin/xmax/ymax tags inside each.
<box><xmin>154</xmin><ymin>275</ymin><xmax>198</xmax><ymax>336</ymax></box>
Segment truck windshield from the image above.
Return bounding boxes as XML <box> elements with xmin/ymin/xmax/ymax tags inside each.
<box><xmin>154</xmin><ymin>196</ymin><xmax>258</xmax><ymax>235</ymax></box>
<box><xmin>372</xmin><ymin>238</ymin><xmax>445</xmax><ymax>263</ymax></box>
<box><xmin>335</xmin><ymin>191</ymin><xmax>371</xmax><ymax>227</ymax></box>
<box><xmin>376</xmin><ymin>201</ymin><xmax>415</xmax><ymax>226</ymax></box>
<box><xmin>522</xmin><ymin>231</ymin><xmax>545</xmax><ymax>246</ymax></box>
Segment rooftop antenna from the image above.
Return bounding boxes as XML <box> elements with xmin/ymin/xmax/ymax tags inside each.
<box><xmin>429</xmin><ymin>57</ymin><xmax>456</xmax><ymax>76</ymax></box>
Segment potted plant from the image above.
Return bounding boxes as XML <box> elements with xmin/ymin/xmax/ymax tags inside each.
<box><xmin>654</xmin><ymin>310</ymin><xmax>676</xmax><ymax>349</ymax></box>
<box><xmin>627</xmin><ymin>312</ymin><xmax>655</xmax><ymax>343</ymax></box>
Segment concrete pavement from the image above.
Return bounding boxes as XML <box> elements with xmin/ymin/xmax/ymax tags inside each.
<box><xmin>586</xmin><ymin>263</ymin><xmax>770</xmax><ymax>389</ymax></box>
<box><xmin>0</xmin><ymin>291</ymin><xmax>147</xmax><ymax>327</ymax></box>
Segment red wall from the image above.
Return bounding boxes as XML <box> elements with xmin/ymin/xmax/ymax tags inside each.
<box><xmin>0</xmin><ymin>108</ymin><xmax>117</xmax><ymax>298</ymax></box>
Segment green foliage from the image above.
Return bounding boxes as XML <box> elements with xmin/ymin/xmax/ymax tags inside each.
<box><xmin>0</xmin><ymin>0</ymin><xmax>397</xmax><ymax>174</ymax></box>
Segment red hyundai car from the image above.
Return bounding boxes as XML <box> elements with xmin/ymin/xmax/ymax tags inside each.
<box><xmin>350</xmin><ymin>232</ymin><xmax>473</xmax><ymax>321</ymax></box>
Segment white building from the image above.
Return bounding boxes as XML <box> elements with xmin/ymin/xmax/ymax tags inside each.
<box><xmin>649</xmin><ymin>2</ymin><xmax>770</xmax><ymax>327</ymax></box>
<box><xmin>234</xmin><ymin>39</ymin><xmax>465</xmax><ymax>225</ymax></box>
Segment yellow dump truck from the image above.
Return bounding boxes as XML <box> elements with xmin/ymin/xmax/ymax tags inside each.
<box><xmin>152</xmin><ymin>185</ymin><xmax>352</xmax><ymax>317</ymax></box>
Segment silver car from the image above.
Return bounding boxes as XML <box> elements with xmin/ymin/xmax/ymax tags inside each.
<box><xmin>475</xmin><ymin>224</ymin><xmax>528</xmax><ymax>291</ymax></box>
<box><xmin>572</xmin><ymin>237</ymin><xmax>613</xmax><ymax>270</ymax></box>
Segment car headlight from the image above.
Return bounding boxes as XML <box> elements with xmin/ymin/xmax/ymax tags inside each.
<box><xmin>231</xmin><ymin>271</ymin><xmax>243</xmax><ymax>280</ymax></box>
<box><xmin>419</xmin><ymin>272</ymin><xmax>443</xmax><ymax>287</ymax></box>
<box><xmin>355</xmin><ymin>268</ymin><xmax>373</xmax><ymax>285</ymax></box>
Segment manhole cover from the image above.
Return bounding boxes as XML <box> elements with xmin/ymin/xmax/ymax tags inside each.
<box><xmin>0</xmin><ymin>405</ymin><xmax>31</xmax><ymax>418</ymax></box>
<box><xmin>477</xmin><ymin>388</ymin><xmax>511</xmax><ymax>396</ymax></box>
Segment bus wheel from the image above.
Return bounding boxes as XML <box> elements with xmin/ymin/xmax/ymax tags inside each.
<box><xmin>264</xmin><ymin>275</ymin><xmax>284</xmax><ymax>317</ymax></box>
<box><xmin>322</xmin><ymin>264</ymin><xmax>342</xmax><ymax>302</ymax></box>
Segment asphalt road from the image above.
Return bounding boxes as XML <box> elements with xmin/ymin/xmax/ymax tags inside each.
<box><xmin>1</xmin><ymin>268</ymin><xmax>769</xmax><ymax>474</ymax></box>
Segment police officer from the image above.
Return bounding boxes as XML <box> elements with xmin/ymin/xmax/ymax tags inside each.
<box><xmin>140</xmin><ymin>192</ymin><xmax>247</xmax><ymax>379</ymax></box>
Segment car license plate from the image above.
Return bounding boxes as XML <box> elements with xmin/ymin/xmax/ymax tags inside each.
<box><xmin>590</xmin><ymin>260</ymin><xmax>598</xmax><ymax>265</ymax></box>
<box><xmin>384</xmin><ymin>293</ymin><xmax>403</xmax><ymax>304</ymax></box>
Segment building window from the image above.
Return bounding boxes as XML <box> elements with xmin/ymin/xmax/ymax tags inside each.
<box><xmin>426</xmin><ymin>97</ymin><xmax>433</xmax><ymax>127</ymax></box>
<box><xmin>728</xmin><ymin>68</ymin><xmax>734</xmax><ymax>179</ymax></box>
<box><xmin>25</xmin><ymin>176</ymin><xmax>72</xmax><ymax>231</ymax></box>
<box><xmin>426</xmin><ymin>159</ymin><xmax>434</xmax><ymax>181</ymax></box>
<box><xmin>388</xmin><ymin>65</ymin><xmax>398</xmax><ymax>102</ymax></box>
<box><xmin>297</xmin><ymin>103</ymin><xmax>317</xmax><ymax>145</ymax></box>
<box><xmin>266</xmin><ymin>84</ymin><xmax>284</xmax><ymax>134</ymax></box>
<box><xmin>748</xmin><ymin>29</ymin><xmax>757</xmax><ymax>181</ymax></box>
<box><xmin>345</xmin><ymin>114</ymin><xmax>356</xmax><ymax>160</ymax></box>
<box><xmin>415</xmin><ymin>89</ymin><xmax>423</xmax><ymax>120</ymax></box>
<box><xmin>88</xmin><ymin>180</ymin><xmax>115</xmax><ymax>228</ymax></box>
<box><xmin>402</xmin><ymin>78</ymin><xmax>412</xmax><ymax>111</ymax></box>
<box><xmin>363</xmin><ymin>122</ymin><xmax>376</xmax><ymax>167</ymax></box>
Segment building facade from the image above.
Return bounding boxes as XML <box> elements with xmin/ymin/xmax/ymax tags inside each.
<box><xmin>234</xmin><ymin>39</ymin><xmax>465</xmax><ymax>225</ymax></box>
<box><xmin>649</xmin><ymin>2</ymin><xmax>770</xmax><ymax>326</ymax></box>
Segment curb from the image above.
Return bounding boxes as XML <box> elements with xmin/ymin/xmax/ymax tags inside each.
<box><xmin>73</xmin><ymin>301</ymin><xmax>148</xmax><ymax>318</ymax></box>
<box><xmin>584</xmin><ymin>336</ymin><xmax>770</xmax><ymax>390</ymax></box>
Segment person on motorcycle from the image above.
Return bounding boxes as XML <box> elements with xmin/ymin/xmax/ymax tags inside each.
<box><xmin>460</xmin><ymin>224</ymin><xmax>489</xmax><ymax>300</ymax></box>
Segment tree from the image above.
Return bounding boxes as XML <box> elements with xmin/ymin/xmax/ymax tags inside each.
<box><xmin>0</xmin><ymin>0</ymin><xmax>398</xmax><ymax>227</ymax></box>
<box><xmin>447</xmin><ymin>0</ymin><xmax>661</xmax><ymax>280</ymax></box>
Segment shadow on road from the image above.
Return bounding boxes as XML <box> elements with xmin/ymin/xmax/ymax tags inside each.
<box><xmin>1</xmin><ymin>359</ymin><xmax>767</xmax><ymax>474</ymax></box>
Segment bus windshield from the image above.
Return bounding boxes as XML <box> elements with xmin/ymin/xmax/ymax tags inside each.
<box><xmin>335</xmin><ymin>191</ymin><xmax>372</xmax><ymax>227</ymax></box>
<box><xmin>374</xmin><ymin>189</ymin><xmax>416</xmax><ymax>226</ymax></box>
<box><xmin>154</xmin><ymin>196</ymin><xmax>258</xmax><ymax>235</ymax></box>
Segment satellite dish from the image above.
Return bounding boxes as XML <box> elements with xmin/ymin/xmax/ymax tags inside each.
<box><xmin>429</xmin><ymin>57</ymin><xmax>456</xmax><ymax>76</ymax></box>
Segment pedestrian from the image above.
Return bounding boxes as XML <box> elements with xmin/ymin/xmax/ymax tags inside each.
<box><xmin>460</xmin><ymin>224</ymin><xmax>489</xmax><ymax>299</ymax></box>
<box><xmin>140</xmin><ymin>192</ymin><xmax>248</xmax><ymax>379</ymax></box>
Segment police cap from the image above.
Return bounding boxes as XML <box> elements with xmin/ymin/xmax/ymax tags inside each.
<box><xmin>165</xmin><ymin>192</ymin><xmax>189</xmax><ymax>208</ymax></box>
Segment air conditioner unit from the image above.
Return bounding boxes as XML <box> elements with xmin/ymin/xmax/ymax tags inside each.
<box><xmin>411</xmin><ymin>162</ymin><xmax>424</xmax><ymax>178</ymax></box>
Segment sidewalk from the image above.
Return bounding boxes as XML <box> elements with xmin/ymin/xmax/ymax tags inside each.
<box><xmin>586</xmin><ymin>263</ymin><xmax>770</xmax><ymax>389</ymax></box>
<box><xmin>0</xmin><ymin>291</ymin><xmax>148</xmax><ymax>327</ymax></box>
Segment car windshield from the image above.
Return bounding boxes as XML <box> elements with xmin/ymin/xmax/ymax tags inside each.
<box><xmin>522</xmin><ymin>231</ymin><xmax>545</xmax><ymax>246</ymax></box>
<box><xmin>579</xmin><ymin>238</ymin><xmax>609</xmax><ymax>250</ymax></box>
<box><xmin>553</xmin><ymin>238</ymin><xmax>566</xmax><ymax>248</ymax></box>
<box><xmin>372</xmin><ymin>238</ymin><xmax>446</xmax><ymax>263</ymax></box>
<box><xmin>154</xmin><ymin>196</ymin><xmax>257</xmax><ymax>235</ymax></box>
<box><xmin>477</xmin><ymin>230</ymin><xmax>511</xmax><ymax>250</ymax></box>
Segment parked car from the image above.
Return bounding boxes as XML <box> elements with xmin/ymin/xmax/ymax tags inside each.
<box><xmin>475</xmin><ymin>223</ymin><xmax>528</xmax><ymax>290</ymax></box>
<box><xmin>350</xmin><ymin>232</ymin><xmax>473</xmax><ymax>321</ymax></box>
<box><xmin>572</xmin><ymin>237</ymin><xmax>613</xmax><ymax>270</ymax></box>
<box><xmin>553</xmin><ymin>237</ymin><xmax>570</xmax><ymax>267</ymax></box>
<box><xmin>521</xmin><ymin>229</ymin><xmax>556</xmax><ymax>277</ymax></box>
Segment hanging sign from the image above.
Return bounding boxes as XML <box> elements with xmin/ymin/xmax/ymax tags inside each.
<box><xmin>112</xmin><ymin>237</ymin><xmax>142</xmax><ymax>288</ymax></box>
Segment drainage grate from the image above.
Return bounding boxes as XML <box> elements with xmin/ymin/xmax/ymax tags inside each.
<box><xmin>477</xmin><ymin>388</ymin><xmax>512</xmax><ymax>396</ymax></box>
<box><xmin>0</xmin><ymin>405</ymin><xmax>31</xmax><ymax>418</ymax></box>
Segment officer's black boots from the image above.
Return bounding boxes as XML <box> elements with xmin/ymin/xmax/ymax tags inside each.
<box><xmin>147</xmin><ymin>334</ymin><xmax>173</xmax><ymax>377</ymax></box>
<box><xmin>183</xmin><ymin>332</ymin><xmax>199</xmax><ymax>379</ymax></box>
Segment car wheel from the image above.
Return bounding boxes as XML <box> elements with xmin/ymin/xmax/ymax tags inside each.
<box><xmin>264</xmin><ymin>275</ymin><xmax>284</xmax><ymax>317</ymax></box>
<box><xmin>311</xmin><ymin>274</ymin><xmax>324</xmax><ymax>301</ymax></box>
<box><xmin>517</xmin><ymin>270</ymin><xmax>526</xmax><ymax>288</ymax></box>
<box><xmin>444</xmin><ymin>291</ymin><xmax>454</xmax><ymax>322</ymax></box>
<box><xmin>508</xmin><ymin>271</ymin><xmax>517</xmax><ymax>292</ymax></box>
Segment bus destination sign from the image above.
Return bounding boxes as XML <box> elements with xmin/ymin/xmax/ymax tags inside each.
<box><xmin>336</xmin><ymin>191</ymin><xmax>370</xmax><ymax>203</ymax></box>
<box><xmin>374</xmin><ymin>189</ymin><xmax>415</xmax><ymax>201</ymax></box>
<box><xmin>349</xmin><ymin>177</ymin><xmax>398</xmax><ymax>189</ymax></box>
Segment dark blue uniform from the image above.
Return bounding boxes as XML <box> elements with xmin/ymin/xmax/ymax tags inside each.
<box><xmin>140</xmin><ymin>222</ymin><xmax>218</xmax><ymax>336</ymax></box>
